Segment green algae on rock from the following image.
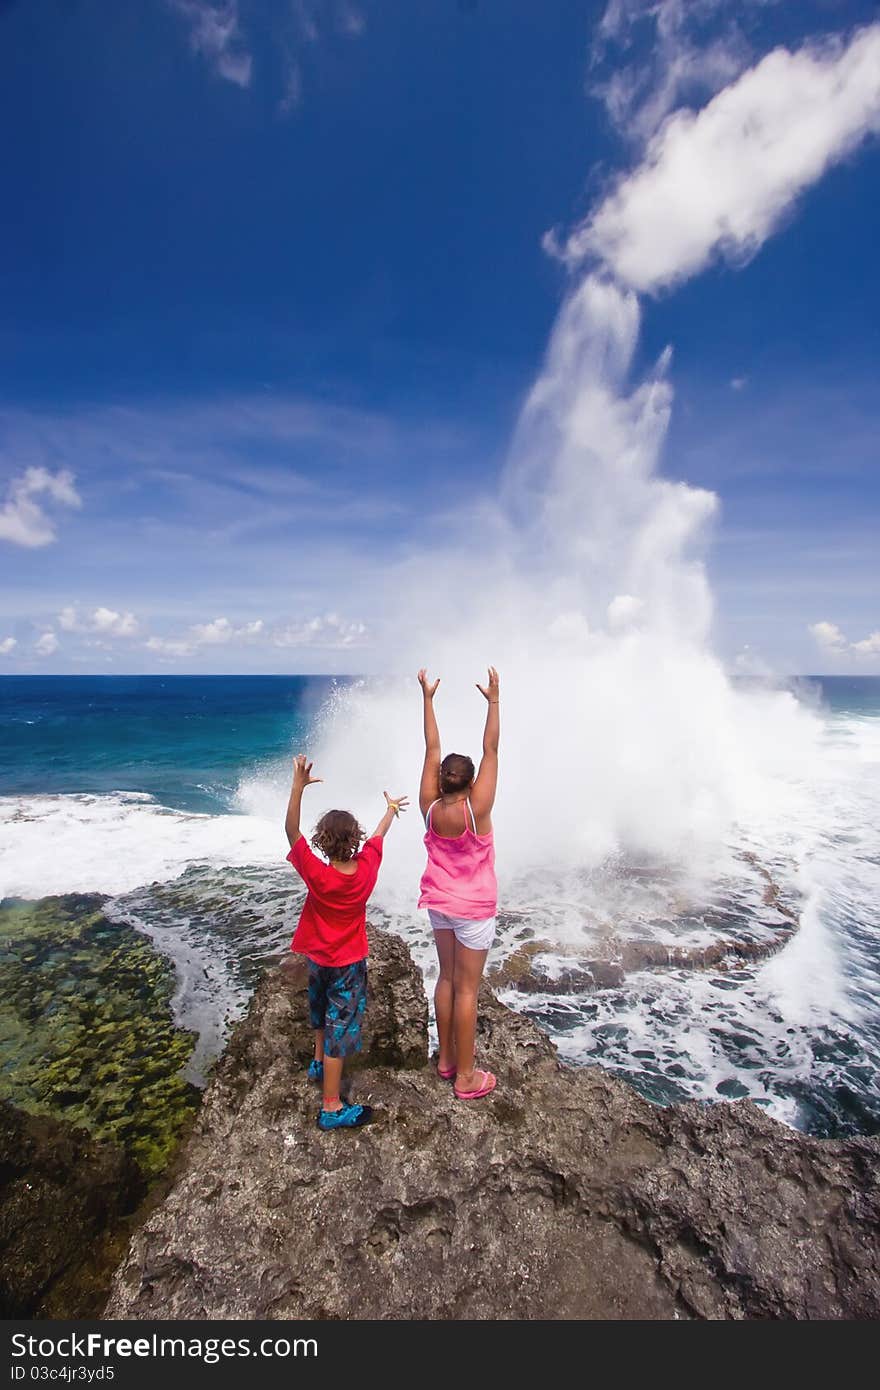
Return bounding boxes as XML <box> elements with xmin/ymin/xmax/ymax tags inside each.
<box><xmin>0</xmin><ymin>893</ymin><xmax>199</xmax><ymax>1179</ymax></box>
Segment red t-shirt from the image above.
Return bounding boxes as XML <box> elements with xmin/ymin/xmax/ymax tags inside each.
<box><xmin>286</xmin><ymin>835</ymin><xmax>382</xmax><ymax>967</ymax></box>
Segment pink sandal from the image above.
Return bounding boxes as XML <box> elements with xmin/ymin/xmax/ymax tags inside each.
<box><xmin>437</xmin><ymin>1063</ymin><xmax>457</xmax><ymax>1081</ymax></box>
<box><xmin>454</xmin><ymin>1069</ymin><xmax>497</xmax><ymax>1101</ymax></box>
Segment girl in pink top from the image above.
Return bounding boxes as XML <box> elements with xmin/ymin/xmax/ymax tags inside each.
<box><xmin>417</xmin><ymin>665</ymin><xmax>500</xmax><ymax>1101</ymax></box>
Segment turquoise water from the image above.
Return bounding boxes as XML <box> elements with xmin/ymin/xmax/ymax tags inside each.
<box><xmin>0</xmin><ymin>675</ymin><xmax>340</xmax><ymax>812</ymax></box>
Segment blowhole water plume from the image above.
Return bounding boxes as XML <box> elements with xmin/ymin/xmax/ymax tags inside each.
<box><xmin>289</xmin><ymin>274</ymin><xmax>821</xmax><ymax>914</ymax></box>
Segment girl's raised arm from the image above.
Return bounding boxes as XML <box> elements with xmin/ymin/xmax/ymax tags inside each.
<box><xmin>418</xmin><ymin>668</ymin><xmax>441</xmax><ymax>817</ymax></box>
<box><xmin>471</xmin><ymin>667</ymin><xmax>499</xmax><ymax>820</ymax></box>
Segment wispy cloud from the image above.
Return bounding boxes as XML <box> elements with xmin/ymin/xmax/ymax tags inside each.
<box><xmin>0</xmin><ymin>636</ymin><xmax>16</xmax><ymax>656</ymax></box>
<box><xmin>143</xmin><ymin>615</ymin><xmax>264</xmax><ymax>660</ymax></box>
<box><xmin>0</xmin><ymin>467</ymin><xmax>81</xmax><ymax>548</ymax></box>
<box><xmin>279</xmin><ymin>1</ymin><xmax>367</xmax><ymax>114</ymax></box>
<box><xmin>293</xmin><ymin>1</ymin><xmax>320</xmax><ymax>45</ymax></box>
<box><xmin>168</xmin><ymin>1</ymin><xmax>253</xmax><ymax>87</ymax></box>
<box><xmin>0</xmin><ymin>395</ymin><xmax>462</xmax><ymax>550</ymax></box>
<box><xmin>292</xmin><ymin>1</ymin><xmax>366</xmax><ymax>43</ymax></box>
<box><xmin>272</xmin><ymin>613</ymin><xmax>369</xmax><ymax>649</ymax></box>
<box><xmin>336</xmin><ymin>2</ymin><xmax>365</xmax><ymax>39</ymax></box>
<box><xmin>144</xmin><ymin>635</ymin><xmax>194</xmax><ymax>660</ymax></box>
<box><xmin>562</xmin><ymin>23</ymin><xmax>880</xmax><ymax>292</ymax></box>
<box><xmin>278</xmin><ymin>59</ymin><xmax>302</xmax><ymax>115</ymax></box>
<box><xmin>139</xmin><ymin>612</ymin><xmax>367</xmax><ymax>663</ymax></box>
<box><xmin>190</xmin><ymin>616</ymin><xmax>264</xmax><ymax>645</ymax></box>
<box><xmin>167</xmin><ymin>0</ymin><xmax>367</xmax><ymax>111</ymax></box>
<box><xmin>0</xmin><ymin>392</ymin><xmax>478</xmax><ymax>672</ymax></box>
<box><xmin>592</xmin><ymin>0</ymin><xmax>755</xmax><ymax>144</ymax></box>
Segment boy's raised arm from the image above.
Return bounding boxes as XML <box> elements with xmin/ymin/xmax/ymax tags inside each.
<box><xmin>370</xmin><ymin>791</ymin><xmax>410</xmax><ymax>841</ymax></box>
<box><xmin>418</xmin><ymin>668</ymin><xmax>442</xmax><ymax>817</ymax></box>
<box><xmin>471</xmin><ymin>666</ymin><xmax>500</xmax><ymax>816</ymax></box>
<box><xmin>285</xmin><ymin>754</ymin><xmax>322</xmax><ymax>848</ymax></box>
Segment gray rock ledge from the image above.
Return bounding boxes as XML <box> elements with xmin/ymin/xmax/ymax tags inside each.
<box><xmin>105</xmin><ymin>928</ymin><xmax>880</xmax><ymax>1320</ymax></box>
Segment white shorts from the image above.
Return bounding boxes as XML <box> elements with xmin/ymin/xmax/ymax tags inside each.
<box><xmin>428</xmin><ymin>909</ymin><xmax>496</xmax><ymax>953</ymax></box>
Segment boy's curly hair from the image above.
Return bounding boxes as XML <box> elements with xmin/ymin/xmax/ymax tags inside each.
<box><xmin>311</xmin><ymin>809</ymin><xmax>364</xmax><ymax>863</ymax></box>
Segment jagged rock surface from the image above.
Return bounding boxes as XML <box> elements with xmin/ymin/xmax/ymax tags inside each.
<box><xmin>105</xmin><ymin>929</ymin><xmax>880</xmax><ymax>1321</ymax></box>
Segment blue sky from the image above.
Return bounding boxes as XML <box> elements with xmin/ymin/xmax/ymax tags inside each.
<box><xmin>1</xmin><ymin>0</ymin><xmax>878</xmax><ymax>673</ymax></box>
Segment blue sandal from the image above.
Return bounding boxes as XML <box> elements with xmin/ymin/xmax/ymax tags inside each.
<box><xmin>317</xmin><ymin>1102</ymin><xmax>373</xmax><ymax>1131</ymax></box>
<box><xmin>308</xmin><ymin>1059</ymin><xmax>324</xmax><ymax>1082</ymax></box>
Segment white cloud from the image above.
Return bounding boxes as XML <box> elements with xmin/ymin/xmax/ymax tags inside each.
<box><xmin>145</xmin><ymin>617</ymin><xmax>364</xmax><ymax>664</ymax></box>
<box><xmin>0</xmin><ymin>467</ymin><xmax>81</xmax><ymax>548</ymax></box>
<box><xmin>57</xmin><ymin>605</ymin><xmax>139</xmax><ymax>637</ymax></box>
<box><xmin>809</xmin><ymin>620</ymin><xmax>848</xmax><ymax>652</ymax></box>
<box><xmin>145</xmin><ymin>636</ymin><xmax>193</xmax><ymax>659</ymax></box>
<box><xmin>144</xmin><ymin>616</ymin><xmax>264</xmax><ymax>659</ymax></box>
<box><xmin>190</xmin><ymin>616</ymin><xmax>264</xmax><ymax>644</ymax></box>
<box><xmin>143</xmin><ymin>613</ymin><xmax>361</xmax><ymax>660</ymax></box>
<box><xmin>852</xmin><ymin>631</ymin><xmax>880</xmax><ymax>656</ymax></box>
<box><xmin>272</xmin><ymin>614</ymin><xmax>369</xmax><ymax>649</ymax></box>
<box><xmin>34</xmin><ymin>631</ymin><xmax>59</xmax><ymax>657</ymax></box>
<box><xmin>730</xmin><ymin>376</ymin><xmax>748</xmax><ymax>391</ymax></box>
<box><xmin>0</xmin><ymin>636</ymin><xmax>16</xmax><ymax>655</ymax></box>
<box><xmin>92</xmin><ymin>607</ymin><xmax>139</xmax><ymax>637</ymax></box>
<box><xmin>809</xmin><ymin>620</ymin><xmax>880</xmax><ymax>660</ymax></box>
<box><xmin>566</xmin><ymin>24</ymin><xmax>880</xmax><ymax>292</ymax></box>
<box><xmin>190</xmin><ymin>616</ymin><xmax>234</xmax><ymax>645</ymax></box>
<box><xmin>169</xmin><ymin>1</ymin><xmax>252</xmax><ymax>87</ymax></box>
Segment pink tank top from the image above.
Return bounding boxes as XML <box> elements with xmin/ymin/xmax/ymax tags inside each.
<box><xmin>418</xmin><ymin>798</ymin><xmax>497</xmax><ymax>920</ymax></box>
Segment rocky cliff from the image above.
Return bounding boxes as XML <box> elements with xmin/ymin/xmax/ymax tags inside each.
<box><xmin>0</xmin><ymin>1101</ymin><xmax>144</xmax><ymax>1318</ymax></box>
<box><xmin>105</xmin><ymin>929</ymin><xmax>880</xmax><ymax>1320</ymax></box>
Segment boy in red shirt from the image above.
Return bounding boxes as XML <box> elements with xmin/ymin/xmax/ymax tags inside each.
<box><xmin>284</xmin><ymin>754</ymin><xmax>408</xmax><ymax>1130</ymax></box>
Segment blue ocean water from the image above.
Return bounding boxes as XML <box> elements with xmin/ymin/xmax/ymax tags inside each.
<box><xmin>0</xmin><ymin>674</ymin><xmax>340</xmax><ymax>812</ymax></box>
<box><xmin>2</xmin><ymin>673</ymin><xmax>879</xmax><ymax>1135</ymax></box>
<box><xmin>2</xmin><ymin>673</ymin><xmax>876</xmax><ymax>808</ymax></box>
<box><xmin>807</xmin><ymin>674</ymin><xmax>880</xmax><ymax>717</ymax></box>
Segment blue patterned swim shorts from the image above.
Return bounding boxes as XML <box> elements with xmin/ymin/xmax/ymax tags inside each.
<box><xmin>307</xmin><ymin>958</ymin><xmax>368</xmax><ymax>1058</ymax></box>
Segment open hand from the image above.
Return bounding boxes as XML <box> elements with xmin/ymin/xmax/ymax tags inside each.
<box><xmin>292</xmin><ymin>754</ymin><xmax>323</xmax><ymax>788</ymax></box>
<box><xmin>384</xmin><ymin>792</ymin><xmax>410</xmax><ymax>817</ymax></box>
<box><xmin>476</xmin><ymin>666</ymin><xmax>499</xmax><ymax>702</ymax></box>
<box><xmin>418</xmin><ymin>668</ymin><xmax>440</xmax><ymax>698</ymax></box>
